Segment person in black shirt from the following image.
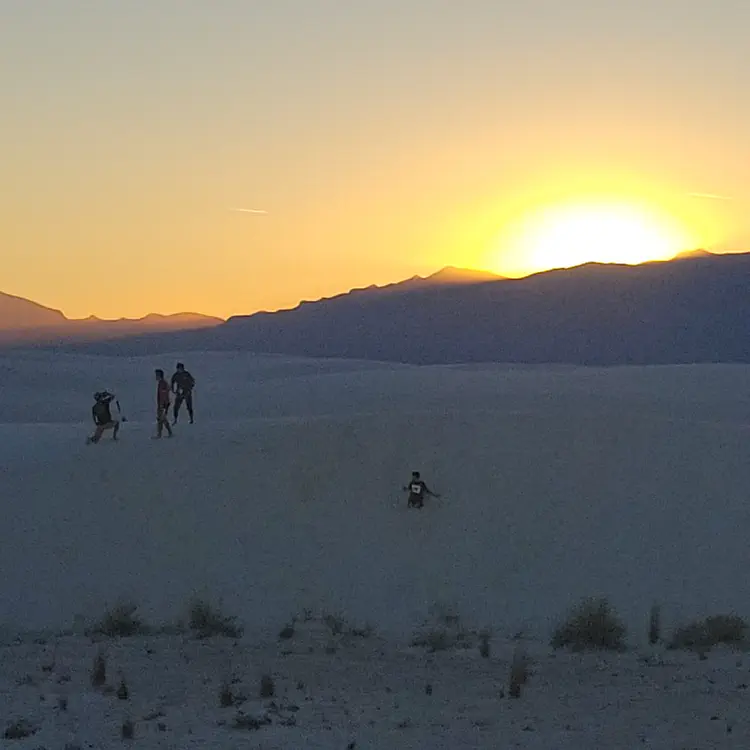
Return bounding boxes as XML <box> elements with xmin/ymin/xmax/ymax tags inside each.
<box><xmin>171</xmin><ymin>362</ymin><xmax>195</xmax><ymax>425</ymax></box>
<box><xmin>86</xmin><ymin>391</ymin><xmax>121</xmax><ymax>444</ymax></box>
<box><xmin>403</xmin><ymin>471</ymin><xmax>439</xmax><ymax>509</ymax></box>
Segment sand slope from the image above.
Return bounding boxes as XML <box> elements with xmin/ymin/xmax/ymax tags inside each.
<box><xmin>2</xmin><ymin>352</ymin><xmax>750</xmax><ymax>643</ymax></box>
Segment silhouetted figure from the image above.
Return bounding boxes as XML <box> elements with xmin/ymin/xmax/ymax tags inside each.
<box><xmin>154</xmin><ymin>369</ymin><xmax>173</xmax><ymax>439</ymax></box>
<box><xmin>171</xmin><ymin>362</ymin><xmax>195</xmax><ymax>425</ymax></box>
<box><xmin>87</xmin><ymin>391</ymin><xmax>120</xmax><ymax>444</ymax></box>
<box><xmin>403</xmin><ymin>471</ymin><xmax>439</xmax><ymax>509</ymax></box>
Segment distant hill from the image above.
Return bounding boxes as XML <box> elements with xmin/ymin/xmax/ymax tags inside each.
<box><xmin>17</xmin><ymin>254</ymin><xmax>750</xmax><ymax>365</ymax></box>
<box><xmin>0</xmin><ymin>292</ymin><xmax>222</xmax><ymax>344</ymax></box>
<box><xmin>268</xmin><ymin>266</ymin><xmax>503</xmax><ymax>310</ymax></box>
<box><xmin>0</xmin><ymin>292</ymin><xmax>67</xmax><ymax>330</ymax></box>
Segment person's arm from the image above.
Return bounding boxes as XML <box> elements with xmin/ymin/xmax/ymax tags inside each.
<box><xmin>91</xmin><ymin>406</ymin><xmax>97</xmax><ymax>425</ymax></box>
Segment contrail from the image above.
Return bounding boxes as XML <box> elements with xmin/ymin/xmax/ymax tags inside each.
<box><xmin>687</xmin><ymin>192</ymin><xmax>733</xmax><ymax>201</ymax></box>
<box><xmin>228</xmin><ymin>207</ymin><xmax>269</xmax><ymax>214</ymax></box>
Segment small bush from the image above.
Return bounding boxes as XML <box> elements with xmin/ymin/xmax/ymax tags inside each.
<box><xmin>121</xmin><ymin>718</ymin><xmax>135</xmax><ymax>740</ymax></box>
<box><xmin>4</xmin><ymin>719</ymin><xmax>37</xmax><ymax>739</ymax></box>
<box><xmin>220</xmin><ymin>682</ymin><xmax>234</xmax><ymax>707</ymax></box>
<box><xmin>117</xmin><ymin>678</ymin><xmax>129</xmax><ymax>700</ymax></box>
<box><xmin>90</xmin><ymin>602</ymin><xmax>147</xmax><ymax>638</ymax></box>
<box><xmin>278</xmin><ymin>622</ymin><xmax>295</xmax><ymax>640</ymax></box>
<box><xmin>260</xmin><ymin>674</ymin><xmax>275</xmax><ymax>698</ymax></box>
<box><xmin>323</xmin><ymin>613</ymin><xmax>346</xmax><ymax>636</ymax></box>
<box><xmin>508</xmin><ymin>644</ymin><xmax>529</xmax><ymax>699</ymax></box>
<box><xmin>188</xmin><ymin>598</ymin><xmax>243</xmax><ymax>639</ymax></box>
<box><xmin>551</xmin><ymin>597</ymin><xmax>626</xmax><ymax>652</ymax></box>
<box><xmin>233</xmin><ymin>713</ymin><xmax>271</xmax><ymax>731</ymax></box>
<box><xmin>478</xmin><ymin>629</ymin><xmax>491</xmax><ymax>659</ymax></box>
<box><xmin>649</xmin><ymin>604</ymin><xmax>661</xmax><ymax>645</ymax></box>
<box><xmin>669</xmin><ymin>614</ymin><xmax>748</xmax><ymax>651</ymax></box>
<box><xmin>90</xmin><ymin>651</ymin><xmax>107</xmax><ymax>688</ymax></box>
<box><xmin>411</xmin><ymin>603</ymin><xmax>472</xmax><ymax>652</ymax></box>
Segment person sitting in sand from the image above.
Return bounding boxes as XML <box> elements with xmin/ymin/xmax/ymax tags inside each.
<box><xmin>403</xmin><ymin>471</ymin><xmax>440</xmax><ymax>509</ymax></box>
<box><xmin>86</xmin><ymin>391</ymin><xmax>121</xmax><ymax>444</ymax></box>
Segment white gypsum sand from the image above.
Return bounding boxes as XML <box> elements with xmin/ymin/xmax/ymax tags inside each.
<box><xmin>1</xmin><ymin>351</ymin><xmax>750</xmax><ymax>747</ymax></box>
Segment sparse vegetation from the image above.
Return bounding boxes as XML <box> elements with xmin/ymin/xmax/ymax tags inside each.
<box><xmin>478</xmin><ymin>629</ymin><xmax>491</xmax><ymax>658</ymax></box>
<box><xmin>89</xmin><ymin>601</ymin><xmax>147</xmax><ymax>638</ymax></box>
<box><xmin>4</xmin><ymin>719</ymin><xmax>38</xmax><ymax>739</ymax></box>
<box><xmin>90</xmin><ymin>650</ymin><xmax>107</xmax><ymax>687</ymax></box>
<box><xmin>411</xmin><ymin>602</ymin><xmax>473</xmax><ymax>652</ymax></box>
<box><xmin>551</xmin><ymin>597</ymin><xmax>627</xmax><ymax>652</ymax></box>
<box><xmin>508</xmin><ymin>644</ymin><xmax>529</xmax><ymax>699</ymax></box>
<box><xmin>121</xmin><ymin>718</ymin><xmax>135</xmax><ymax>740</ymax></box>
<box><xmin>649</xmin><ymin>604</ymin><xmax>661</xmax><ymax>645</ymax></box>
<box><xmin>187</xmin><ymin>598</ymin><xmax>243</xmax><ymax>639</ymax></box>
<box><xmin>669</xmin><ymin>614</ymin><xmax>748</xmax><ymax>652</ymax></box>
<box><xmin>117</xmin><ymin>677</ymin><xmax>130</xmax><ymax>700</ymax></box>
<box><xmin>232</xmin><ymin>713</ymin><xmax>272</xmax><ymax>731</ymax></box>
<box><xmin>220</xmin><ymin>682</ymin><xmax>235</xmax><ymax>707</ymax></box>
<box><xmin>260</xmin><ymin>674</ymin><xmax>275</xmax><ymax>698</ymax></box>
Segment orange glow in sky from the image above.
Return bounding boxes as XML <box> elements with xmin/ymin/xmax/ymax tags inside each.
<box><xmin>1</xmin><ymin>3</ymin><xmax>747</xmax><ymax>320</ymax></box>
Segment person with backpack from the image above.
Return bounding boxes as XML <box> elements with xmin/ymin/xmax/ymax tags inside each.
<box><xmin>86</xmin><ymin>391</ymin><xmax>121</xmax><ymax>444</ymax></box>
<box><xmin>170</xmin><ymin>362</ymin><xmax>195</xmax><ymax>425</ymax></box>
<box><xmin>403</xmin><ymin>471</ymin><xmax>440</xmax><ymax>509</ymax></box>
<box><xmin>154</xmin><ymin>369</ymin><xmax>173</xmax><ymax>439</ymax></box>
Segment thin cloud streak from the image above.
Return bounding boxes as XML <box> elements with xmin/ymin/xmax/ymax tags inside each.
<box><xmin>687</xmin><ymin>192</ymin><xmax>733</xmax><ymax>201</ymax></box>
<box><xmin>228</xmin><ymin>207</ymin><xmax>269</xmax><ymax>214</ymax></box>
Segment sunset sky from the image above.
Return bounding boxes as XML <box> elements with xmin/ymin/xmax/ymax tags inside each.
<box><xmin>2</xmin><ymin>1</ymin><xmax>749</xmax><ymax>319</ymax></box>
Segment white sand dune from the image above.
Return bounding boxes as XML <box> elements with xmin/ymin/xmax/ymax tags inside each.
<box><xmin>3</xmin><ymin>351</ymin><xmax>750</xmax><ymax>747</ymax></box>
<box><xmin>2</xmin><ymin>351</ymin><xmax>750</xmax><ymax>638</ymax></box>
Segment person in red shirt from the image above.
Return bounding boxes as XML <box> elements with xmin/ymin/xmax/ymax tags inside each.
<box><xmin>154</xmin><ymin>369</ymin><xmax>174</xmax><ymax>439</ymax></box>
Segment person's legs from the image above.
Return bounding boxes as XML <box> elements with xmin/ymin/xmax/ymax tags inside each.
<box><xmin>89</xmin><ymin>424</ymin><xmax>106</xmax><ymax>443</ymax></box>
<box><xmin>185</xmin><ymin>391</ymin><xmax>194</xmax><ymax>423</ymax></box>
<box><xmin>158</xmin><ymin>407</ymin><xmax>173</xmax><ymax>437</ymax></box>
<box><xmin>112</xmin><ymin>420</ymin><xmax>120</xmax><ymax>440</ymax></box>
<box><xmin>173</xmin><ymin>393</ymin><xmax>183</xmax><ymax>424</ymax></box>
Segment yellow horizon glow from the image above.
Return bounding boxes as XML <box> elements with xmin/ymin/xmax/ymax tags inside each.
<box><xmin>483</xmin><ymin>197</ymin><xmax>702</xmax><ymax>278</ymax></box>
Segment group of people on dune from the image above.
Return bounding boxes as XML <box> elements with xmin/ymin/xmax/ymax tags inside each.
<box><xmin>86</xmin><ymin>362</ymin><xmax>196</xmax><ymax>444</ymax></box>
<box><xmin>85</xmin><ymin>363</ymin><xmax>440</xmax><ymax>509</ymax></box>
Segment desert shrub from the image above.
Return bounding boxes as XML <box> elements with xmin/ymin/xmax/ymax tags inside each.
<box><xmin>4</xmin><ymin>719</ymin><xmax>37</xmax><ymax>739</ymax></box>
<box><xmin>117</xmin><ymin>677</ymin><xmax>129</xmax><ymax>700</ymax></box>
<box><xmin>478</xmin><ymin>629</ymin><xmax>491</xmax><ymax>658</ymax></box>
<box><xmin>669</xmin><ymin>614</ymin><xmax>748</xmax><ymax>651</ymax></box>
<box><xmin>90</xmin><ymin>651</ymin><xmax>107</xmax><ymax>688</ymax></box>
<box><xmin>551</xmin><ymin>597</ymin><xmax>626</xmax><ymax>652</ymax></box>
<box><xmin>648</xmin><ymin>604</ymin><xmax>661</xmax><ymax>645</ymax></box>
<box><xmin>121</xmin><ymin>718</ymin><xmax>135</xmax><ymax>739</ymax></box>
<box><xmin>89</xmin><ymin>601</ymin><xmax>147</xmax><ymax>638</ymax></box>
<box><xmin>508</xmin><ymin>644</ymin><xmax>529</xmax><ymax>698</ymax></box>
<box><xmin>219</xmin><ymin>682</ymin><xmax>234</xmax><ymax>707</ymax></box>
<box><xmin>323</xmin><ymin>613</ymin><xmax>346</xmax><ymax>636</ymax></box>
<box><xmin>188</xmin><ymin>598</ymin><xmax>243</xmax><ymax>639</ymax></box>
<box><xmin>259</xmin><ymin>674</ymin><xmax>275</xmax><ymax>698</ymax></box>
<box><xmin>411</xmin><ymin>603</ymin><xmax>472</xmax><ymax>652</ymax></box>
<box><xmin>233</xmin><ymin>713</ymin><xmax>271</xmax><ymax>731</ymax></box>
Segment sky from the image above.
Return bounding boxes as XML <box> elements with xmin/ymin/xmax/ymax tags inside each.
<box><xmin>2</xmin><ymin>0</ymin><xmax>749</xmax><ymax>319</ymax></box>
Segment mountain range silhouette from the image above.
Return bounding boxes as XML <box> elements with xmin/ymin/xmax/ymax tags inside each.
<box><xmin>3</xmin><ymin>253</ymin><xmax>750</xmax><ymax>365</ymax></box>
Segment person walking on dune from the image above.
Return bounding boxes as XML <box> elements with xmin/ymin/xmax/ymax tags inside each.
<box><xmin>171</xmin><ymin>362</ymin><xmax>195</xmax><ymax>425</ymax></box>
<box><xmin>403</xmin><ymin>471</ymin><xmax>440</xmax><ymax>509</ymax></box>
<box><xmin>154</xmin><ymin>369</ymin><xmax>173</xmax><ymax>439</ymax></box>
<box><xmin>86</xmin><ymin>391</ymin><xmax>121</xmax><ymax>444</ymax></box>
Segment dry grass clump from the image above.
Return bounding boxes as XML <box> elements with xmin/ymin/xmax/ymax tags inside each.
<box><xmin>551</xmin><ymin>597</ymin><xmax>626</xmax><ymax>652</ymax></box>
<box><xmin>89</xmin><ymin>601</ymin><xmax>148</xmax><ymax>638</ymax></box>
<box><xmin>188</xmin><ymin>598</ymin><xmax>243</xmax><ymax>639</ymax></box>
<box><xmin>669</xmin><ymin>614</ymin><xmax>748</xmax><ymax>652</ymax></box>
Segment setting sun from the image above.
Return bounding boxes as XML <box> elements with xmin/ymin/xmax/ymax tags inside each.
<box><xmin>491</xmin><ymin>201</ymin><xmax>696</xmax><ymax>278</ymax></box>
